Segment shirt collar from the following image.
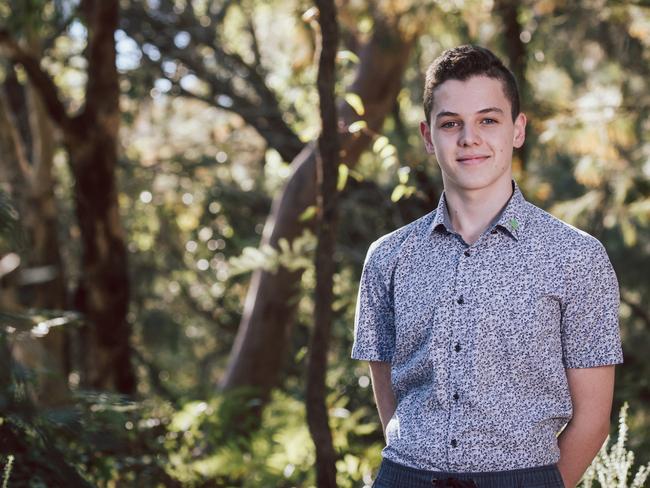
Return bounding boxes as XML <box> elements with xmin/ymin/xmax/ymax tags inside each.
<box><xmin>430</xmin><ymin>191</ymin><xmax>453</xmax><ymax>233</ymax></box>
<box><xmin>494</xmin><ymin>181</ymin><xmax>527</xmax><ymax>240</ymax></box>
<box><xmin>430</xmin><ymin>180</ymin><xmax>528</xmax><ymax>241</ymax></box>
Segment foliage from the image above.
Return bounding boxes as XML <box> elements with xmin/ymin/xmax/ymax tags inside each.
<box><xmin>0</xmin><ymin>0</ymin><xmax>648</xmax><ymax>486</ymax></box>
<box><xmin>0</xmin><ymin>377</ymin><xmax>178</xmax><ymax>487</ymax></box>
<box><xmin>228</xmin><ymin>229</ymin><xmax>317</xmax><ymax>276</ymax></box>
<box><xmin>158</xmin><ymin>388</ymin><xmax>382</xmax><ymax>487</ymax></box>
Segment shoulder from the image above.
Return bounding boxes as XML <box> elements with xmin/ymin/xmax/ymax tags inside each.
<box><xmin>525</xmin><ymin>202</ymin><xmax>607</xmax><ymax>257</ymax></box>
<box><xmin>524</xmin><ymin>202</ymin><xmax>614</xmax><ymax>285</ymax></box>
<box><xmin>364</xmin><ymin>210</ymin><xmax>435</xmax><ymax>271</ymax></box>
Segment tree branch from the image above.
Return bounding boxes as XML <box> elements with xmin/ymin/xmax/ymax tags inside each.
<box><xmin>246</xmin><ymin>13</ymin><xmax>265</xmax><ymax>76</ymax></box>
<box><xmin>0</xmin><ymin>31</ymin><xmax>71</xmax><ymax>131</ymax></box>
<box><xmin>0</xmin><ymin>85</ymin><xmax>32</xmax><ymax>184</ymax></box>
<box><xmin>121</xmin><ymin>1</ymin><xmax>304</xmax><ymax>161</ymax></box>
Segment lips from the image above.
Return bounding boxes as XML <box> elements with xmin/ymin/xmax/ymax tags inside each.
<box><xmin>456</xmin><ymin>155</ymin><xmax>489</xmax><ymax>165</ymax></box>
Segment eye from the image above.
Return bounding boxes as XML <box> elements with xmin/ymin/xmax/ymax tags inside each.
<box><xmin>440</xmin><ymin>121</ymin><xmax>460</xmax><ymax>129</ymax></box>
<box><xmin>481</xmin><ymin>118</ymin><xmax>497</xmax><ymax>125</ymax></box>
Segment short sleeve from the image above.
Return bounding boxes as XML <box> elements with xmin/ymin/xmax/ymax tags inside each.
<box><xmin>561</xmin><ymin>240</ymin><xmax>624</xmax><ymax>369</ymax></box>
<box><xmin>351</xmin><ymin>241</ymin><xmax>395</xmax><ymax>362</ymax></box>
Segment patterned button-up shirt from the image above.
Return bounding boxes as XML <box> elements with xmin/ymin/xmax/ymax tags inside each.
<box><xmin>351</xmin><ymin>181</ymin><xmax>624</xmax><ymax>472</ymax></box>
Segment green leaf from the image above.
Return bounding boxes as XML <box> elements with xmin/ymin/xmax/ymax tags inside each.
<box><xmin>391</xmin><ymin>185</ymin><xmax>406</xmax><ymax>202</ymax></box>
<box><xmin>620</xmin><ymin>217</ymin><xmax>637</xmax><ymax>247</ymax></box>
<box><xmin>344</xmin><ymin>93</ymin><xmax>365</xmax><ymax>116</ymax></box>
<box><xmin>379</xmin><ymin>144</ymin><xmax>396</xmax><ymax>159</ymax></box>
<box><xmin>382</xmin><ymin>155</ymin><xmax>398</xmax><ymax>170</ymax></box>
<box><xmin>278</xmin><ymin>238</ymin><xmax>291</xmax><ymax>256</ymax></box>
<box><xmin>299</xmin><ymin>205</ymin><xmax>317</xmax><ymax>222</ymax></box>
<box><xmin>373</xmin><ymin>136</ymin><xmax>389</xmax><ymax>153</ymax></box>
<box><xmin>337</xmin><ymin>164</ymin><xmax>349</xmax><ymax>191</ymax></box>
<box><xmin>397</xmin><ymin>166</ymin><xmax>410</xmax><ymax>184</ymax></box>
<box><xmin>347</xmin><ymin>120</ymin><xmax>367</xmax><ymax>133</ymax></box>
<box><xmin>336</xmin><ymin>50</ymin><xmax>360</xmax><ymax>64</ymax></box>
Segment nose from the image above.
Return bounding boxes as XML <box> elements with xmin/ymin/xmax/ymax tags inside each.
<box><xmin>458</xmin><ymin>125</ymin><xmax>482</xmax><ymax>146</ymax></box>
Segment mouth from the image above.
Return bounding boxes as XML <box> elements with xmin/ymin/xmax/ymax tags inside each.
<box><xmin>456</xmin><ymin>155</ymin><xmax>490</xmax><ymax>165</ymax></box>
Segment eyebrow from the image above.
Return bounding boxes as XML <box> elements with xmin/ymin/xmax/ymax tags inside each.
<box><xmin>435</xmin><ymin>107</ymin><xmax>505</xmax><ymax>119</ymax></box>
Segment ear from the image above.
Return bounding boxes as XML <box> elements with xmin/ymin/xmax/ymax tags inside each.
<box><xmin>513</xmin><ymin>112</ymin><xmax>527</xmax><ymax>148</ymax></box>
<box><xmin>419</xmin><ymin>121</ymin><xmax>435</xmax><ymax>154</ymax></box>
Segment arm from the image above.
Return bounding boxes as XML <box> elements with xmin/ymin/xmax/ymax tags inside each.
<box><xmin>556</xmin><ymin>365</ymin><xmax>615</xmax><ymax>488</ymax></box>
<box><xmin>368</xmin><ymin>360</ymin><xmax>397</xmax><ymax>438</ymax></box>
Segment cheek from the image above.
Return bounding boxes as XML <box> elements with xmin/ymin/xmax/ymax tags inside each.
<box><xmin>432</xmin><ymin>134</ymin><xmax>454</xmax><ymax>152</ymax></box>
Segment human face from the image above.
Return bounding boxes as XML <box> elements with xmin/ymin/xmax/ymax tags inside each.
<box><xmin>419</xmin><ymin>75</ymin><xmax>526</xmax><ymax>195</ymax></box>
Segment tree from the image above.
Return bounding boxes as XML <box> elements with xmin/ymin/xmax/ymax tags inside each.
<box><xmin>120</xmin><ymin>0</ymin><xmax>304</xmax><ymax>163</ymax></box>
<box><xmin>221</xmin><ymin>13</ymin><xmax>418</xmax><ymax>412</ymax></box>
<box><xmin>307</xmin><ymin>0</ymin><xmax>339</xmax><ymax>486</ymax></box>
<box><xmin>0</xmin><ymin>0</ymin><xmax>135</xmax><ymax>393</ymax></box>
<box><xmin>120</xmin><ymin>0</ymin><xmax>418</xmax><ymax>413</ymax></box>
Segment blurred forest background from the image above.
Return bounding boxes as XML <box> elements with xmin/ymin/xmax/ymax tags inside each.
<box><xmin>0</xmin><ymin>0</ymin><xmax>649</xmax><ymax>486</ymax></box>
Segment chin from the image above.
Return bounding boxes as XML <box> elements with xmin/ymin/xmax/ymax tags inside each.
<box><xmin>451</xmin><ymin>173</ymin><xmax>509</xmax><ymax>192</ymax></box>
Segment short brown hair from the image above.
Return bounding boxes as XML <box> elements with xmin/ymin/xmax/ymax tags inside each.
<box><xmin>423</xmin><ymin>45</ymin><xmax>520</xmax><ymax>125</ymax></box>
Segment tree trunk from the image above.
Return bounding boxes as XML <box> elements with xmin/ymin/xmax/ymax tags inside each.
<box><xmin>307</xmin><ymin>0</ymin><xmax>339</xmax><ymax>486</ymax></box>
<box><xmin>221</xmin><ymin>18</ymin><xmax>416</xmax><ymax>406</ymax></box>
<box><xmin>67</xmin><ymin>0</ymin><xmax>134</xmax><ymax>393</ymax></box>
<box><xmin>493</xmin><ymin>0</ymin><xmax>530</xmax><ymax>171</ymax></box>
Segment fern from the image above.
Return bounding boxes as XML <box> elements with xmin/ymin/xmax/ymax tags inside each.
<box><xmin>1</xmin><ymin>454</ymin><xmax>13</xmax><ymax>488</ymax></box>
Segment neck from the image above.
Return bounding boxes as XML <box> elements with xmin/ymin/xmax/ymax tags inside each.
<box><xmin>443</xmin><ymin>178</ymin><xmax>514</xmax><ymax>245</ymax></box>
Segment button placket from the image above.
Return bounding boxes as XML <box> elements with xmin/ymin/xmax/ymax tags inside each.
<box><xmin>449</xmin><ymin>243</ymin><xmax>470</xmax><ymax>465</ymax></box>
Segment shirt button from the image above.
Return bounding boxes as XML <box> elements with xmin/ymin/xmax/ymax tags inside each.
<box><xmin>457</xmin><ymin>295</ymin><xmax>464</xmax><ymax>305</ymax></box>
<box><xmin>451</xmin><ymin>439</ymin><xmax>458</xmax><ymax>448</ymax></box>
<box><xmin>464</xmin><ymin>249</ymin><xmax>471</xmax><ymax>257</ymax></box>
<box><xmin>455</xmin><ymin>343</ymin><xmax>461</xmax><ymax>352</ymax></box>
<box><xmin>453</xmin><ymin>392</ymin><xmax>459</xmax><ymax>401</ymax></box>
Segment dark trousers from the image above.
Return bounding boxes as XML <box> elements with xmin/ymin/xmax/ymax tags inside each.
<box><xmin>372</xmin><ymin>458</ymin><xmax>565</xmax><ymax>488</ymax></box>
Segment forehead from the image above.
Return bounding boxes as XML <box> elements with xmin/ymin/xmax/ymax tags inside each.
<box><xmin>432</xmin><ymin>75</ymin><xmax>511</xmax><ymax>115</ymax></box>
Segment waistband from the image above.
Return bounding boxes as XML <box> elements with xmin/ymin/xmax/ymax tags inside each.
<box><xmin>376</xmin><ymin>458</ymin><xmax>564</xmax><ymax>488</ymax></box>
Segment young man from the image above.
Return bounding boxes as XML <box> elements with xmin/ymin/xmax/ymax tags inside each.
<box><xmin>351</xmin><ymin>45</ymin><xmax>623</xmax><ymax>488</ymax></box>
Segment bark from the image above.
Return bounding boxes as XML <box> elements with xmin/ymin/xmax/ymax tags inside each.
<box><xmin>0</xmin><ymin>0</ymin><xmax>135</xmax><ymax>393</ymax></box>
<box><xmin>69</xmin><ymin>0</ymin><xmax>134</xmax><ymax>393</ymax></box>
<box><xmin>306</xmin><ymin>0</ymin><xmax>339</xmax><ymax>486</ymax></box>
<box><xmin>221</xmin><ymin>18</ymin><xmax>416</xmax><ymax>403</ymax></box>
